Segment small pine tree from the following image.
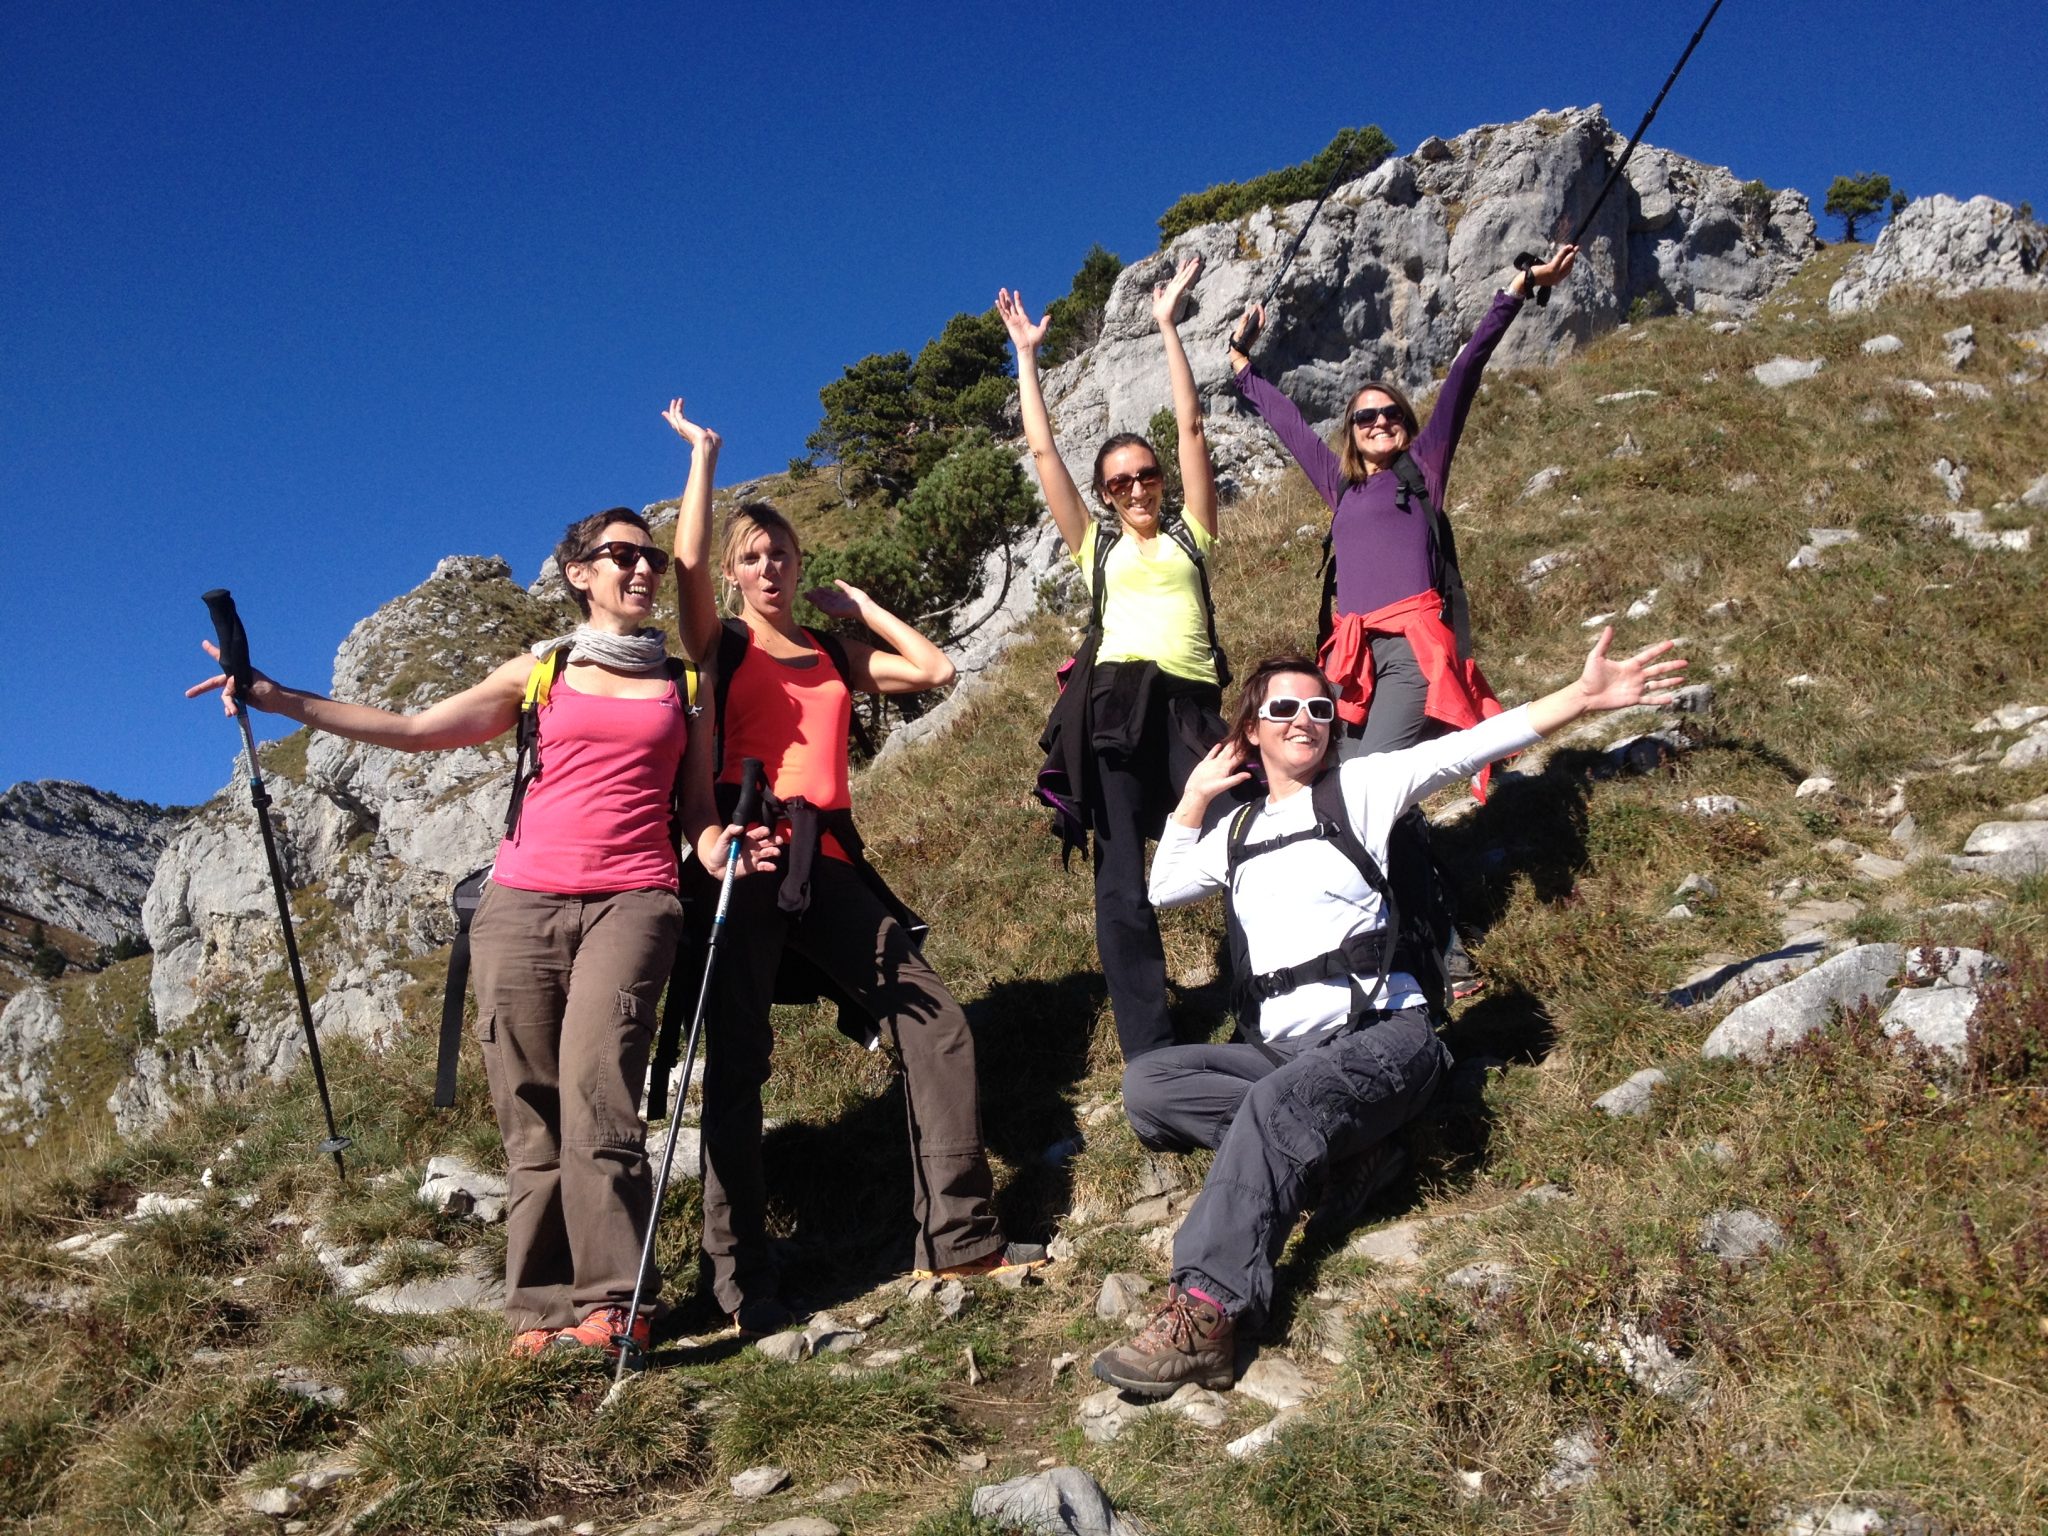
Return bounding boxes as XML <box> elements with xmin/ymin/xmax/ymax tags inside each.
<box><xmin>1824</xmin><ymin>172</ymin><xmax>1895</xmax><ymax>242</ymax></box>
<box><xmin>27</xmin><ymin>922</ymin><xmax>66</xmax><ymax>981</ymax></box>
<box><xmin>1042</xmin><ymin>245</ymin><xmax>1125</xmax><ymax>367</ymax></box>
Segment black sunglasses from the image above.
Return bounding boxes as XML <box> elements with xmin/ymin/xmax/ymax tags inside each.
<box><xmin>1349</xmin><ymin>405</ymin><xmax>1407</xmax><ymax>430</ymax></box>
<box><xmin>1102</xmin><ymin>466</ymin><xmax>1164</xmax><ymax>498</ymax></box>
<box><xmin>1256</xmin><ymin>695</ymin><xmax>1336</xmax><ymax>724</ymax></box>
<box><xmin>579</xmin><ymin>541</ymin><xmax>671</xmax><ymax>575</ymax></box>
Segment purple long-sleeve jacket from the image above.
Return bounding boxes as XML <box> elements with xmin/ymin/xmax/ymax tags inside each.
<box><xmin>1233</xmin><ymin>288</ymin><xmax>1523</xmax><ymax>618</ymax></box>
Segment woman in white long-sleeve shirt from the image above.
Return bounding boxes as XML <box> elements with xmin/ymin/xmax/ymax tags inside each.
<box><xmin>1090</xmin><ymin>629</ymin><xmax>1685</xmax><ymax>1398</ymax></box>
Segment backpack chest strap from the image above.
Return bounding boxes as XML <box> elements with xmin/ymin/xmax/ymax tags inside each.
<box><xmin>1245</xmin><ymin>926</ymin><xmax>1392</xmax><ymax>1002</ymax></box>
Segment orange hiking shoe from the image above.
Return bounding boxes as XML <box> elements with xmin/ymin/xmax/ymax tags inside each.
<box><xmin>509</xmin><ymin>1326</ymin><xmax>558</xmax><ymax>1358</ymax></box>
<box><xmin>549</xmin><ymin>1305</ymin><xmax>651</xmax><ymax>1357</ymax></box>
<box><xmin>911</xmin><ymin>1242</ymin><xmax>1049</xmax><ymax>1282</ymax></box>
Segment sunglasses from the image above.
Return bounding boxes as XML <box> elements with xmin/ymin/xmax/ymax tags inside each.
<box><xmin>1256</xmin><ymin>695</ymin><xmax>1336</xmax><ymax>724</ymax></box>
<box><xmin>1349</xmin><ymin>404</ymin><xmax>1407</xmax><ymax>430</ymax></box>
<box><xmin>579</xmin><ymin>541</ymin><xmax>671</xmax><ymax>575</ymax></box>
<box><xmin>1102</xmin><ymin>466</ymin><xmax>1164</xmax><ymax>499</ymax></box>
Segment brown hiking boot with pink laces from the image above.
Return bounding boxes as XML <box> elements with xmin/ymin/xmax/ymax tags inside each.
<box><xmin>1090</xmin><ymin>1286</ymin><xmax>1236</xmax><ymax>1397</ymax></box>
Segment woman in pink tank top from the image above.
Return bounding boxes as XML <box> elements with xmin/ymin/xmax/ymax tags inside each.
<box><xmin>190</xmin><ymin>403</ymin><xmax>776</xmax><ymax>1358</ymax></box>
<box><xmin>667</xmin><ymin>469</ymin><xmax>1034</xmax><ymax>1337</ymax></box>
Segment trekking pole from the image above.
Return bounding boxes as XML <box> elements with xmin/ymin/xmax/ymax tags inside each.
<box><xmin>201</xmin><ymin>589</ymin><xmax>351</xmax><ymax>1182</ymax></box>
<box><xmin>613</xmin><ymin>756</ymin><xmax>767</xmax><ymax>1383</ymax></box>
<box><xmin>1231</xmin><ymin>137</ymin><xmax>1370</xmax><ymax>357</ymax></box>
<box><xmin>1516</xmin><ymin>0</ymin><xmax>1729</xmax><ymax>305</ymax></box>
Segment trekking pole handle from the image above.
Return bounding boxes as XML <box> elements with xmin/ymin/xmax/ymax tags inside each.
<box><xmin>202</xmin><ymin>589</ymin><xmax>254</xmax><ymax>701</ymax></box>
<box><xmin>731</xmin><ymin>757</ymin><xmax>765</xmax><ymax>838</ymax></box>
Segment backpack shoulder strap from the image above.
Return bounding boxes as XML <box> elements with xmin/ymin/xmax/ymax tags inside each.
<box><xmin>1089</xmin><ymin>519</ymin><xmax>1120</xmax><ymax>630</ymax></box>
<box><xmin>1311</xmin><ymin>768</ymin><xmax>1390</xmax><ymax>898</ymax></box>
<box><xmin>502</xmin><ymin>649</ymin><xmax>568</xmax><ymax>839</ymax></box>
<box><xmin>1161</xmin><ymin>512</ymin><xmax>1232</xmax><ymax>688</ymax></box>
<box><xmin>807</xmin><ymin>628</ymin><xmax>878</xmax><ymax>760</ymax></box>
<box><xmin>1223</xmin><ymin>798</ymin><xmax>1261</xmax><ymax>884</ymax></box>
<box><xmin>709</xmin><ymin>618</ymin><xmax>751</xmax><ymax>780</ymax></box>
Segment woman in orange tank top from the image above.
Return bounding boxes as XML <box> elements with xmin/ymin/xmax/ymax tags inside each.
<box><xmin>667</xmin><ymin>410</ymin><xmax>1030</xmax><ymax>1335</ymax></box>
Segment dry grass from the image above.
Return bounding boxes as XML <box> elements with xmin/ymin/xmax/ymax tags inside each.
<box><xmin>2</xmin><ymin>270</ymin><xmax>2045</xmax><ymax>1531</ymax></box>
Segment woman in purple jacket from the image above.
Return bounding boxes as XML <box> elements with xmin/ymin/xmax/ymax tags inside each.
<box><xmin>1226</xmin><ymin>246</ymin><xmax>1577</xmax><ymax>760</ymax></box>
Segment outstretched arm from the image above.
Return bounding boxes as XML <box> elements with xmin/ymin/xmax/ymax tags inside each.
<box><xmin>1224</xmin><ymin>301</ymin><xmax>1347</xmax><ymax>510</ymax></box>
<box><xmin>1507</xmin><ymin>243</ymin><xmax>1577</xmax><ymax>301</ymax></box>
<box><xmin>1524</xmin><ymin>625</ymin><xmax>1682</xmax><ymax>735</ymax></box>
<box><xmin>663</xmin><ymin>397</ymin><xmax>724</xmax><ymax>663</ymax></box>
<box><xmin>186</xmin><ymin>645</ymin><xmax>531</xmax><ymax>752</ymax></box>
<box><xmin>1152</xmin><ymin>256</ymin><xmax>1218</xmax><ymax>537</ymax></box>
<box><xmin>805</xmin><ymin>579</ymin><xmax>955</xmax><ymax>695</ymax></box>
<box><xmin>996</xmin><ymin>287</ymin><xmax>1090</xmax><ymax>553</ymax></box>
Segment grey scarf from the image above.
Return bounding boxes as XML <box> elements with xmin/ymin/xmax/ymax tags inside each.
<box><xmin>531</xmin><ymin>625</ymin><xmax>670</xmax><ymax>672</ymax></box>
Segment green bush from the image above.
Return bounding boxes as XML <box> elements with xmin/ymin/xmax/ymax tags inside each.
<box><xmin>1042</xmin><ymin>243</ymin><xmax>1124</xmax><ymax>366</ymax></box>
<box><xmin>1158</xmin><ymin>126</ymin><xmax>1396</xmax><ymax>243</ymax></box>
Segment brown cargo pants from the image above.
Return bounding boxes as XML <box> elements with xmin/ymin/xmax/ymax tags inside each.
<box><xmin>468</xmin><ymin>881</ymin><xmax>683</xmax><ymax>1332</ymax></box>
<box><xmin>699</xmin><ymin>856</ymin><xmax>1001</xmax><ymax>1314</ymax></box>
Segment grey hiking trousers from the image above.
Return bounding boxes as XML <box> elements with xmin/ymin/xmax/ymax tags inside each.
<box><xmin>1121</xmin><ymin>1005</ymin><xmax>1447</xmax><ymax>1326</ymax></box>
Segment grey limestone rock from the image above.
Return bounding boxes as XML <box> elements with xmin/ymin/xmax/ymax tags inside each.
<box><xmin>1537</xmin><ymin>1427</ymin><xmax>1603</xmax><ymax>1494</ymax></box>
<box><xmin>1593</xmin><ymin>1067</ymin><xmax>1667</xmax><ymax>1118</ymax></box>
<box><xmin>418</xmin><ymin>1154</ymin><xmax>508</xmax><ymax>1223</ymax></box>
<box><xmin>0</xmin><ymin>985</ymin><xmax>67</xmax><ymax>1140</ymax></box>
<box><xmin>729</xmin><ymin>1464</ymin><xmax>791</xmax><ymax>1500</ymax></box>
<box><xmin>1860</xmin><ymin>333</ymin><xmax>1905</xmax><ymax>355</ymax></box>
<box><xmin>971</xmin><ymin>1465</ymin><xmax>1142</xmax><ymax>1536</ymax></box>
<box><xmin>1701</xmin><ymin>943</ymin><xmax>1904</xmax><ymax>1060</ymax></box>
<box><xmin>1950</xmin><ymin>819</ymin><xmax>2048</xmax><ymax>879</ymax></box>
<box><xmin>753</xmin><ymin>1330</ymin><xmax>811</xmax><ymax>1364</ymax></box>
<box><xmin>1095</xmin><ymin>1272</ymin><xmax>1154</xmax><ymax>1321</ymax></box>
<box><xmin>1830</xmin><ymin>194</ymin><xmax>2048</xmax><ymax>311</ymax></box>
<box><xmin>753</xmin><ymin>1520</ymin><xmax>840</xmax><ymax>1536</ymax></box>
<box><xmin>1751</xmin><ymin>356</ymin><xmax>1823</xmax><ymax>388</ymax></box>
<box><xmin>1880</xmin><ymin>987</ymin><xmax>1977</xmax><ymax>1058</ymax></box>
<box><xmin>1945</xmin><ymin>323</ymin><xmax>1978</xmax><ymax>368</ymax></box>
<box><xmin>0</xmin><ymin>779</ymin><xmax>183</xmax><ymax>948</ymax></box>
<box><xmin>1235</xmin><ymin>1353</ymin><xmax>1316</xmax><ymax>1411</ymax></box>
<box><xmin>1700</xmin><ymin>1208</ymin><xmax>1785</xmax><ymax>1263</ymax></box>
<box><xmin>1931</xmin><ymin>456</ymin><xmax>1968</xmax><ymax>502</ymax></box>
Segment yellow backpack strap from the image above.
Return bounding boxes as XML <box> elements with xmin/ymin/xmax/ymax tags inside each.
<box><xmin>524</xmin><ymin>647</ymin><xmax>565</xmax><ymax>711</ymax></box>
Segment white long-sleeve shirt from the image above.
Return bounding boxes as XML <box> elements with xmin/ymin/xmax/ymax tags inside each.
<box><xmin>1148</xmin><ymin>707</ymin><xmax>1542</xmax><ymax>1040</ymax></box>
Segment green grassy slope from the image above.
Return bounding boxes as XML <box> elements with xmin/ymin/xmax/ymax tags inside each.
<box><xmin>3</xmin><ymin>252</ymin><xmax>2045</xmax><ymax>1533</ymax></box>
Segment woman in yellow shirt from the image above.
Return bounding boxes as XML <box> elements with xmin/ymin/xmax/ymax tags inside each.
<box><xmin>997</xmin><ymin>256</ymin><xmax>1228</xmax><ymax>1060</ymax></box>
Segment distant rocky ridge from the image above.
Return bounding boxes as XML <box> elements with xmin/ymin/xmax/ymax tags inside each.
<box><xmin>1829</xmin><ymin>193</ymin><xmax>2048</xmax><ymax>312</ymax></box>
<box><xmin>0</xmin><ymin>779</ymin><xmax>184</xmax><ymax>946</ymax></box>
<box><xmin>9</xmin><ymin>107</ymin><xmax>2041</xmax><ymax>1145</ymax></box>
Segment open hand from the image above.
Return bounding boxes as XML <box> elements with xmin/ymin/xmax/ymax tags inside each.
<box><xmin>1577</xmin><ymin>628</ymin><xmax>1687</xmax><ymax>711</ymax></box>
<box><xmin>661</xmin><ymin>398</ymin><xmax>721</xmax><ymax>455</ymax></box>
<box><xmin>1228</xmin><ymin>301</ymin><xmax>1266</xmax><ymax>356</ymax></box>
<box><xmin>711</xmin><ymin>822</ymin><xmax>783</xmax><ymax>875</ymax></box>
<box><xmin>995</xmin><ymin>288</ymin><xmax>1051</xmax><ymax>353</ymax></box>
<box><xmin>1528</xmin><ymin>244</ymin><xmax>1578</xmax><ymax>288</ymax></box>
<box><xmin>185</xmin><ymin>639</ymin><xmax>279</xmax><ymax>717</ymax></box>
<box><xmin>1151</xmin><ymin>255</ymin><xmax>1202</xmax><ymax>327</ymax></box>
<box><xmin>1182</xmin><ymin>737</ymin><xmax>1252</xmax><ymax>805</ymax></box>
<box><xmin>803</xmin><ymin>579</ymin><xmax>867</xmax><ymax>620</ymax></box>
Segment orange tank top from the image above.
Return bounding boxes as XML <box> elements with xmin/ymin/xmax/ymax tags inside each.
<box><xmin>718</xmin><ymin>626</ymin><xmax>853</xmax><ymax>861</ymax></box>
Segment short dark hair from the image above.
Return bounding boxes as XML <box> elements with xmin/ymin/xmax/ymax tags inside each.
<box><xmin>1090</xmin><ymin>432</ymin><xmax>1159</xmax><ymax>508</ymax></box>
<box><xmin>555</xmin><ymin>507</ymin><xmax>651</xmax><ymax>617</ymax></box>
<box><xmin>1229</xmin><ymin>655</ymin><xmax>1339</xmax><ymax>771</ymax></box>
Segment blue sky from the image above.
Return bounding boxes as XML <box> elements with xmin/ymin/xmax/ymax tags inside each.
<box><xmin>5</xmin><ymin>1</ymin><xmax>2044</xmax><ymax>806</ymax></box>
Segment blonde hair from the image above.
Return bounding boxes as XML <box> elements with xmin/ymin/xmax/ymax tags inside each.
<box><xmin>1333</xmin><ymin>380</ymin><xmax>1421</xmax><ymax>485</ymax></box>
<box><xmin>718</xmin><ymin>501</ymin><xmax>803</xmax><ymax>615</ymax></box>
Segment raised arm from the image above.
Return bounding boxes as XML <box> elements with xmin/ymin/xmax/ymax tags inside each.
<box><xmin>187</xmin><ymin>645</ymin><xmax>531</xmax><ymax>752</ymax></box>
<box><xmin>663</xmin><ymin>397</ymin><xmax>724</xmax><ymax>663</ymax></box>
<box><xmin>1152</xmin><ymin>256</ymin><xmax>1217</xmax><ymax>538</ymax></box>
<box><xmin>1225</xmin><ymin>303</ymin><xmax>1348</xmax><ymax>511</ymax></box>
<box><xmin>996</xmin><ymin>287</ymin><xmax>1090</xmax><ymax>553</ymax></box>
<box><xmin>805</xmin><ymin>579</ymin><xmax>956</xmax><ymax>695</ymax></box>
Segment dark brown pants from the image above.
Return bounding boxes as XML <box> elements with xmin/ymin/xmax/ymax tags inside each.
<box><xmin>469</xmin><ymin>882</ymin><xmax>682</xmax><ymax>1332</ymax></box>
<box><xmin>699</xmin><ymin>857</ymin><xmax>1001</xmax><ymax>1312</ymax></box>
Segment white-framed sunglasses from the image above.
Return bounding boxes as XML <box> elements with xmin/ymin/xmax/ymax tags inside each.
<box><xmin>1256</xmin><ymin>695</ymin><xmax>1336</xmax><ymax>724</ymax></box>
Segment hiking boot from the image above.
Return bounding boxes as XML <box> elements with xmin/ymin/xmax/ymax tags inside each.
<box><xmin>729</xmin><ymin>1296</ymin><xmax>797</xmax><ymax>1339</ymax></box>
<box><xmin>1445</xmin><ymin>932</ymin><xmax>1486</xmax><ymax>1001</ymax></box>
<box><xmin>912</xmin><ymin>1242</ymin><xmax>1050</xmax><ymax>1282</ymax></box>
<box><xmin>509</xmin><ymin>1325</ymin><xmax>558</xmax><ymax>1358</ymax></box>
<box><xmin>1303</xmin><ymin>1141</ymin><xmax>1409</xmax><ymax>1246</ymax></box>
<box><xmin>1090</xmin><ymin>1287</ymin><xmax>1235</xmax><ymax>1398</ymax></box>
<box><xmin>549</xmin><ymin>1305</ymin><xmax>650</xmax><ymax>1358</ymax></box>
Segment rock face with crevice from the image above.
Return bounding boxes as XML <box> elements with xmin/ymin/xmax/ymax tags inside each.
<box><xmin>0</xmin><ymin>780</ymin><xmax>185</xmax><ymax>948</ymax></box>
<box><xmin>1039</xmin><ymin>105</ymin><xmax>1816</xmax><ymax>486</ymax></box>
<box><xmin>120</xmin><ymin>556</ymin><xmax>571</xmax><ymax>1134</ymax></box>
<box><xmin>1828</xmin><ymin>194</ymin><xmax>2048</xmax><ymax>312</ymax></box>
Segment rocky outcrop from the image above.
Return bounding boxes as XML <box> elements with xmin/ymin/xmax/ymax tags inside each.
<box><xmin>0</xmin><ymin>780</ymin><xmax>184</xmax><ymax>945</ymax></box>
<box><xmin>1828</xmin><ymin>194</ymin><xmax>2048</xmax><ymax>312</ymax></box>
<box><xmin>124</xmin><ymin>556</ymin><xmax>569</xmax><ymax>1133</ymax></box>
<box><xmin>0</xmin><ymin>984</ymin><xmax>66</xmax><ymax>1140</ymax></box>
<box><xmin>1039</xmin><ymin>106</ymin><xmax>1815</xmax><ymax>479</ymax></box>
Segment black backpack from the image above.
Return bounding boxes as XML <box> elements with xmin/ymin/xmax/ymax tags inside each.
<box><xmin>435</xmin><ymin>648</ymin><xmax>701</xmax><ymax>1109</ymax></box>
<box><xmin>1221</xmin><ymin>770</ymin><xmax>1452</xmax><ymax>1033</ymax></box>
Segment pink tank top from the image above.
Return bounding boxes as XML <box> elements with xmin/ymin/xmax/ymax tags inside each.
<box><xmin>490</xmin><ymin>676</ymin><xmax>690</xmax><ymax>895</ymax></box>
